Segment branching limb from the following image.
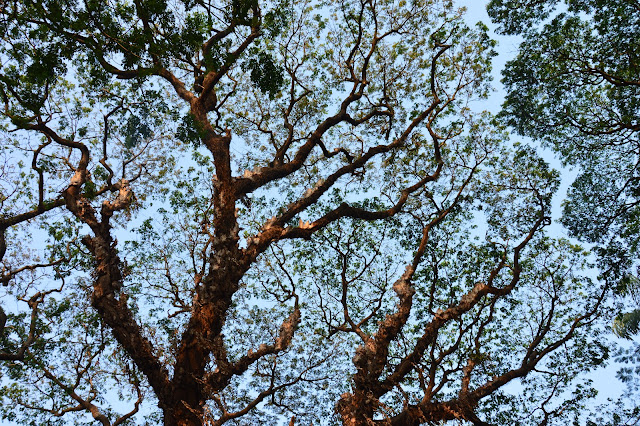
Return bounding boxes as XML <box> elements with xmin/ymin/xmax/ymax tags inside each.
<box><xmin>0</xmin><ymin>291</ymin><xmax>47</xmax><ymax>361</ymax></box>
<box><xmin>40</xmin><ymin>366</ymin><xmax>112</xmax><ymax>426</ymax></box>
<box><xmin>211</xmin><ymin>355</ymin><xmax>327</xmax><ymax>426</ymax></box>
<box><xmin>206</xmin><ymin>295</ymin><xmax>301</xmax><ymax>391</ymax></box>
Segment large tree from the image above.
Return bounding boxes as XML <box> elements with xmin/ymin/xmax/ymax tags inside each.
<box><xmin>0</xmin><ymin>0</ymin><xmax>608</xmax><ymax>425</ymax></box>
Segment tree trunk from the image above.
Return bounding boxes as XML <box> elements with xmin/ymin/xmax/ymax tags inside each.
<box><xmin>336</xmin><ymin>391</ymin><xmax>379</xmax><ymax>426</ymax></box>
<box><xmin>163</xmin><ymin>402</ymin><xmax>206</xmax><ymax>426</ymax></box>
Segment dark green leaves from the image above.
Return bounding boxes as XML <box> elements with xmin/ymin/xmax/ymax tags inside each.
<box><xmin>176</xmin><ymin>113</ymin><xmax>205</xmax><ymax>147</ymax></box>
<box><xmin>613</xmin><ymin>309</ymin><xmax>640</xmax><ymax>339</ymax></box>
<box><xmin>490</xmin><ymin>0</ymin><xmax>640</xmax><ymax>249</ymax></box>
<box><xmin>263</xmin><ymin>0</ymin><xmax>293</xmax><ymax>38</ymax></box>
<box><xmin>243</xmin><ymin>49</ymin><xmax>284</xmax><ymax>97</ymax></box>
<box><xmin>487</xmin><ymin>0</ymin><xmax>558</xmax><ymax>35</ymax></box>
<box><xmin>231</xmin><ymin>0</ymin><xmax>259</xmax><ymax>23</ymax></box>
<box><xmin>124</xmin><ymin>115</ymin><xmax>152</xmax><ymax>150</ymax></box>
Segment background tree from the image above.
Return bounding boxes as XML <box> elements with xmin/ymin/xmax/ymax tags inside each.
<box><xmin>488</xmin><ymin>0</ymin><xmax>640</xmax><ymax>421</ymax></box>
<box><xmin>0</xmin><ymin>0</ymin><xmax>609</xmax><ymax>425</ymax></box>
<box><xmin>487</xmin><ymin>0</ymin><xmax>640</xmax><ymax>337</ymax></box>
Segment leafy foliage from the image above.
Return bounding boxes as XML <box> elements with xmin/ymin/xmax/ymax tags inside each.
<box><xmin>488</xmin><ymin>0</ymin><xmax>640</xmax><ymax>263</ymax></box>
<box><xmin>489</xmin><ymin>0</ymin><xmax>640</xmax><ymax>419</ymax></box>
<box><xmin>0</xmin><ymin>0</ymin><xmax>613</xmax><ymax>425</ymax></box>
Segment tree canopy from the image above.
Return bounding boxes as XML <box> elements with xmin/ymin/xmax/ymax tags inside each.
<box><xmin>487</xmin><ymin>0</ymin><xmax>640</xmax><ymax>337</ymax></box>
<box><xmin>0</xmin><ymin>0</ymin><xmax>610</xmax><ymax>425</ymax></box>
<box><xmin>488</xmin><ymin>0</ymin><xmax>640</xmax><ymax>420</ymax></box>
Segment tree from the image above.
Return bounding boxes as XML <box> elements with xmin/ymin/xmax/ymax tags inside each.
<box><xmin>0</xmin><ymin>0</ymin><xmax>608</xmax><ymax>425</ymax></box>
<box><xmin>487</xmin><ymin>0</ymin><xmax>640</xmax><ymax>337</ymax></box>
<box><xmin>488</xmin><ymin>0</ymin><xmax>640</xmax><ymax>421</ymax></box>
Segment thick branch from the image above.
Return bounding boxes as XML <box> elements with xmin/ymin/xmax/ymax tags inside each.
<box><xmin>205</xmin><ymin>299</ymin><xmax>301</xmax><ymax>391</ymax></box>
<box><xmin>41</xmin><ymin>367</ymin><xmax>111</xmax><ymax>426</ymax></box>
